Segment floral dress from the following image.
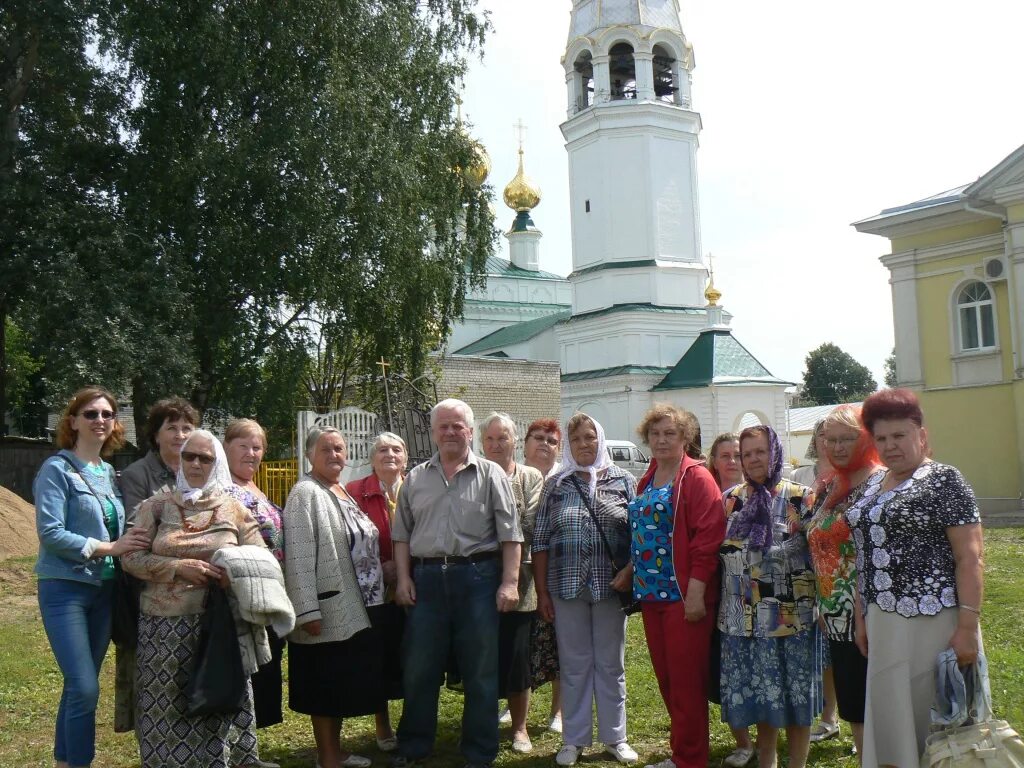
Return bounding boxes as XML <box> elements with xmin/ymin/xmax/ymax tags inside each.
<box><xmin>718</xmin><ymin>480</ymin><xmax>822</xmax><ymax>729</ymax></box>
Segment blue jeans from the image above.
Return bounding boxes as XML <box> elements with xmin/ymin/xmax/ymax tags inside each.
<box><xmin>397</xmin><ymin>558</ymin><xmax>500</xmax><ymax>765</ymax></box>
<box><xmin>38</xmin><ymin>577</ymin><xmax>113</xmax><ymax>766</ymax></box>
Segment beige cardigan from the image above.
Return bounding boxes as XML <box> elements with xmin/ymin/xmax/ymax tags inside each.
<box><xmin>283</xmin><ymin>477</ymin><xmax>370</xmax><ymax>644</ymax></box>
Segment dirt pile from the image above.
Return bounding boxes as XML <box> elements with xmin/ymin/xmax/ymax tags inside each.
<box><xmin>0</xmin><ymin>485</ymin><xmax>37</xmax><ymax>559</ymax></box>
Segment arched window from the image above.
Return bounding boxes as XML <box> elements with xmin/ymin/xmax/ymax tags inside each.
<box><xmin>609</xmin><ymin>43</ymin><xmax>636</xmax><ymax>100</ymax></box>
<box><xmin>957</xmin><ymin>281</ymin><xmax>996</xmax><ymax>351</ymax></box>
<box><xmin>652</xmin><ymin>44</ymin><xmax>678</xmax><ymax>104</ymax></box>
<box><xmin>574</xmin><ymin>51</ymin><xmax>594</xmax><ymax>112</ymax></box>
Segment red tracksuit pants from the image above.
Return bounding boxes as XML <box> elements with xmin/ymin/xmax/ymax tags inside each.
<box><xmin>641</xmin><ymin>600</ymin><xmax>715</xmax><ymax>768</ymax></box>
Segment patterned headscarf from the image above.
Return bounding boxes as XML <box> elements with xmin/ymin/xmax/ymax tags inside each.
<box><xmin>727</xmin><ymin>425</ymin><xmax>785</xmax><ymax>551</ymax></box>
<box><xmin>176</xmin><ymin>429</ymin><xmax>232</xmax><ymax>503</ymax></box>
<box><xmin>552</xmin><ymin>413</ymin><xmax>612</xmax><ymax>498</ymax></box>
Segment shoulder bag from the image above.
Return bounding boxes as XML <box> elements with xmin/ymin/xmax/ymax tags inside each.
<box><xmin>184</xmin><ymin>584</ymin><xmax>248</xmax><ymax>716</ymax></box>
<box><xmin>569</xmin><ymin>476</ymin><xmax>640</xmax><ymax>615</ymax></box>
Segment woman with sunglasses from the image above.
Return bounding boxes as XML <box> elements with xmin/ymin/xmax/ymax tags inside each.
<box><xmin>122</xmin><ymin>429</ymin><xmax>273</xmax><ymax>768</ymax></box>
<box><xmin>33</xmin><ymin>386</ymin><xmax>151</xmax><ymax>768</ymax></box>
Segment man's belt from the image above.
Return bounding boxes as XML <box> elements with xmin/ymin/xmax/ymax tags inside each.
<box><xmin>414</xmin><ymin>550</ymin><xmax>500</xmax><ymax>566</ymax></box>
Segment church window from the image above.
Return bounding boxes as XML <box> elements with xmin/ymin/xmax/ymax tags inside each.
<box><xmin>956</xmin><ymin>281</ymin><xmax>996</xmax><ymax>351</ymax></box>
<box><xmin>574</xmin><ymin>51</ymin><xmax>594</xmax><ymax>112</ymax></box>
<box><xmin>609</xmin><ymin>43</ymin><xmax>636</xmax><ymax>100</ymax></box>
<box><xmin>653</xmin><ymin>44</ymin><xmax>679</xmax><ymax>104</ymax></box>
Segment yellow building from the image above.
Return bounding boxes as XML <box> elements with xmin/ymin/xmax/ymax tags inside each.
<box><xmin>854</xmin><ymin>144</ymin><xmax>1024</xmax><ymax>519</ymax></box>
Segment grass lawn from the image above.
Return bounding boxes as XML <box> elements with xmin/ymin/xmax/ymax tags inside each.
<box><xmin>1</xmin><ymin>528</ymin><xmax>1021</xmax><ymax>768</ymax></box>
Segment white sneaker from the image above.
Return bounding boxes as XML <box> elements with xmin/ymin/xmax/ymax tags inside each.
<box><xmin>643</xmin><ymin>760</ymin><xmax>674</xmax><ymax>768</ymax></box>
<box><xmin>556</xmin><ymin>745</ymin><xmax>582</xmax><ymax>766</ymax></box>
<box><xmin>548</xmin><ymin>713</ymin><xmax>563</xmax><ymax>733</ymax></box>
<box><xmin>605</xmin><ymin>743</ymin><xmax>638</xmax><ymax>764</ymax></box>
<box><xmin>498</xmin><ymin>706</ymin><xmax>512</xmax><ymax>724</ymax></box>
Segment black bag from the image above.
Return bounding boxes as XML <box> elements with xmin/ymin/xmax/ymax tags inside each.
<box><xmin>184</xmin><ymin>585</ymin><xmax>247</xmax><ymax>716</ymax></box>
<box><xmin>111</xmin><ymin>563</ymin><xmax>140</xmax><ymax>649</ymax></box>
<box><xmin>569</xmin><ymin>477</ymin><xmax>641</xmax><ymax>615</ymax></box>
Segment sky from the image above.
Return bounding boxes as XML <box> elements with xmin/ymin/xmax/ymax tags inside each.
<box><xmin>460</xmin><ymin>0</ymin><xmax>1024</xmax><ymax>385</ymax></box>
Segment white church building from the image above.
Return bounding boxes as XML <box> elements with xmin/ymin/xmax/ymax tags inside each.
<box><xmin>450</xmin><ymin>0</ymin><xmax>790</xmax><ymax>445</ymax></box>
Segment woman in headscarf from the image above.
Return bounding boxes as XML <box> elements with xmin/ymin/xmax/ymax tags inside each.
<box><xmin>718</xmin><ymin>425</ymin><xmax>819</xmax><ymax>768</ymax></box>
<box><xmin>532</xmin><ymin>413</ymin><xmax>638</xmax><ymax>767</ymax></box>
<box><xmin>122</xmin><ymin>429</ymin><xmax>272</xmax><ymax>768</ymax></box>
<box><xmin>806</xmin><ymin>405</ymin><xmax>881</xmax><ymax>758</ymax></box>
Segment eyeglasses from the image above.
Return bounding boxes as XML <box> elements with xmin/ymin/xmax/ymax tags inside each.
<box><xmin>181</xmin><ymin>451</ymin><xmax>216</xmax><ymax>466</ymax></box>
<box><xmin>80</xmin><ymin>409</ymin><xmax>115</xmax><ymax>421</ymax></box>
<box><xmin>823</xmin><ymin>436</ymin><xmax>859</xmax><ymax>448</ymax></box>
<box><xmin>529</xmin><ymin>434</ymin><xmax>560</xmax><ymax>446</ymax></box>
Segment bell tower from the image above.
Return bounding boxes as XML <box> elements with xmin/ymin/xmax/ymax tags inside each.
<box><xmin>561</xmin><ymin>0</ymin><xmax>705</xmax><ymax>317</ymax></box>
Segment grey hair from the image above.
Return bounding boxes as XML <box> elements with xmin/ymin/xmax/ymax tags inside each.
<box><xmin>804</xmin><ymin>418</ymin><xmax>826</xmax><ymax>459</ymax></box>
<box><xmin>371</xmin><ymin>431</ymin><xmax>407</xmax><ymax>457</ymax></box>
<box><xmin>430</xmin><ymin>398</ymin><xmax>474</xmax><ymax>429</ymax></box>
<box><xmin>479</xmin><ymin>412</ymin><xmax>517</xmax><ymax>441</ymax></box>
<box><xmin>305</xmin><ymin>425</ymin><xmax>345</xmax><ymax>455</ymax></box>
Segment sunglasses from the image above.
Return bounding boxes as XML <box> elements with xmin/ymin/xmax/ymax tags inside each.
<box><xmin>181</xmin><ymin>451</ymin><xmax>216</xmax><ymax>466</ymax></box>
<box><xmin>81</xmin><ymin>409</ymin><xmax>116</xmax><ymax>421</ymax></box>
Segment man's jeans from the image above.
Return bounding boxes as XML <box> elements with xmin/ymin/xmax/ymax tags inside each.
<box><xmin>397</xmin><ymin>557</ymin><xmax>500</xmax><ymax>765</ymax></box>
<box><xmin>38</xmin><ymin>577</ymin><xmax>114</xmax><ymax>767</ymax></box>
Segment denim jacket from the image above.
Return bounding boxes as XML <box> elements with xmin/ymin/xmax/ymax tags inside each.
<box><xmin>33</xmin><ymin>450</ymin><xmax>126</xmax><ymax>584</ymax></box>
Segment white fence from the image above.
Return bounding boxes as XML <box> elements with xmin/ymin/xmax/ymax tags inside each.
<box><xmin>296</xmin><ymin>407</ymin><xmax>380</xmax><ymax>483</ymax></box>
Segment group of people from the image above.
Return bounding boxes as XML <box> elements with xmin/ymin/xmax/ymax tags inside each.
<box><xmin>33</xmin><ymin>386</ymin><xmax>984</xmax><ymax>768</ymax></box>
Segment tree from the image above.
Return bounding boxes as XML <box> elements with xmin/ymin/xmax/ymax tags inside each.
<box><xmin>883</xmin><ymin>347</ymin><xmax>897</xmax><ymax>387</ymax></box>
<box><xmin>108</xmin><ymin>0</ymin><xmax>497</xmax><ymax>425</ymax></box>
<box><xmin>800</xmin><ymin>343</ymin><xmax>878</xmax><ymax>406</ymax></box>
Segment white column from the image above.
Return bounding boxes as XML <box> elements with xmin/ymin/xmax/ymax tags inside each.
<box><xmin>592</xmin><ymin>55</ymin><xmax>611</xmax><ymax>104</ymax></box>
<box><xmin>1007</xmin><ymin>221</ymin><xmax>1024</xmax><ymax>377</ymax></box>
<box><xmin>884</xmin><ymin>253</ymin><xmax>925</xmax><ymax>387</ymax></box>
<box><xmin>634</xmin><ymin>53</ymin><xmax>655</xmax><ymax>101</ymax></box>
<box><xmin>507</xmin><ymin>229</ymin><xmax>542</xmax><ymax>272</ymax></box>
<box><xmin>566</xmin><ymin>71</ymin><xmax>578</xmax><ymax>116</ymax></box>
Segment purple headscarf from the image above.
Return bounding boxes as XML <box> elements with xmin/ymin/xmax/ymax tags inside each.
<box><xmin>727</xmin><ymin>425</ymin><xmax>785</xmax><ymax>551</ymax></box>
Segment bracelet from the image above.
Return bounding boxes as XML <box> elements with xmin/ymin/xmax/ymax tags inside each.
<box><xmin>958</xmin><ymin>603</ymin><xmax>981</xmax><ymax>615</ymax></box>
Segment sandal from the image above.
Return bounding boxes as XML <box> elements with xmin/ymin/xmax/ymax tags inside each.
<box><xmin>809</xmin><ymin>720</ymin><xmax>840</xmax><ymax>742</ymax></box>
<box><xmin>723</xmin><ymin>747</ymin><xmax>755</xmax><ymax>767</ymax></box>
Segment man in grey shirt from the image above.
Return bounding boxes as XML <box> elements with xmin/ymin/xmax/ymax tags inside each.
<box><xmin>392</xmin><ymin>398</ymin><xmax>522</xmax><ymax>768</ymax></box>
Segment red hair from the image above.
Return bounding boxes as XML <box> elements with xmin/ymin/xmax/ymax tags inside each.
<box><xmin>861</xmin><ymin>388</ymin><xmax>923</xmax><ymax>432</ymax></box>
<box><xmin>819</xmin><ymin>404</ymin><xmax>881</xmax><ymax>510</ymax></box>
<box><xmin>526</xmin><ymin>418</ymin><xmax>561</xmax><ymax>441</ymax></box>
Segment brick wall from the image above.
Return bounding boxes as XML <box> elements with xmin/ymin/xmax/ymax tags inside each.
<box><xmin>433</xmin><ymin>353</ymin><xmax>561</xmax><ymax>457</ymax></box>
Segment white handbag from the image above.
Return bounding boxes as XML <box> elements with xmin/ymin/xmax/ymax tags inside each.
<box><xmin>921</xmin><ymin>652</ymin><xmax>1024</xmax><ymax>768</ymax></box>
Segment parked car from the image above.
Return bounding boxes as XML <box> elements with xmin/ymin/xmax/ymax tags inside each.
<box><xmin>606</xmin><ymin>439</ymin><xmax>649</xmax><ymax>478</ymax></box>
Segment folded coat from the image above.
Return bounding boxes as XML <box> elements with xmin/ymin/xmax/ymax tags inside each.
<box><xmin>211</xmin><ymin>544</ymin><xmax>295</xmax><ymax>675</ymax></box>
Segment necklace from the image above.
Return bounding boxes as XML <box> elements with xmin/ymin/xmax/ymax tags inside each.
<box><xmin>181</xmin><ymin>505</ymin><xmax>219</xmax><ymax>533</ymax></box>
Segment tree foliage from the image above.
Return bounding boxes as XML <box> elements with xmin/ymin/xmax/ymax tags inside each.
<box><xmin>3</xmin><ymin>0</ymin><xmax>496</xmax><ymax>441</ymax></box>
<box><xmin>800</xmin><ymin>343</ymin><xmax>878</xmax><ymax>406</ymax></box>
<box><xmin>884</xmin><ymin>347</ymin><xmax>897</xmax><ymax>387</ymax></box>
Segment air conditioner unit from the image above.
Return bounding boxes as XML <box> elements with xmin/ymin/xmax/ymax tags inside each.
<box><xmin>983</xmin><ymin>255</ymin><xmax>1008</xmax><ymax>281</ymax></box>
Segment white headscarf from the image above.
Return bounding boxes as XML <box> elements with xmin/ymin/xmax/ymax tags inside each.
<box><xmin>552</xmin><ymin>414</ymin><xmax>612</xmax><ymax>498</ymax></box>
<box><xmin>176</xmin><ymin>429</ymin><xmax>232</xmax><ymax>503</ymax></box>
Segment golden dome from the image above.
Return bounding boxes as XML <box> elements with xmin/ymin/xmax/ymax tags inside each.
<box><xmin>705</xmin><ymin>277</ymin><xmax>722</xmax><ymax>307</ymax></box>
<box><xmin>462</xmin><ymin>139</ymin><xmax>491</xmax><ymax>189</ymax></box>
<box><xmin>503</xmin><ymin>149</ymin><xmax>542</xmax><ymax>212</ymax></box>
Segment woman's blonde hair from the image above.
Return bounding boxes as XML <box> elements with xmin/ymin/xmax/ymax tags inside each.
<box><xmin>635</xmin><ymin>402</ymin><xmax>698</xmax><ymax>448</ymax></box>
<box><xmin>224</xmin><ymin>418</ymin><xmax>268</xmax><ymax>450</ymax></box>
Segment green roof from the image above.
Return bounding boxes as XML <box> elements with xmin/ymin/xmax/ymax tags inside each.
<box><xmin>561</xmin><ymin>365</ymin><xmax>671</xmax><ymax>382</ymax></box>
<box><xmin>564</xmin><ymin>303</ymin><xmax>704</xmax><ymax>324</ymax></box>
<box><xmin>468</xmin><ymin>256</ymin><xmax>566</xmax><ymax>282</ymax></box>
<box><xmin>453</xmin><ymin>310</ymin><xmax>571</xmax><ymax>355</ymax></box>
<box><xmin>569</xmin><ymin>259</ymin><xmax>658</xmax><ymax>278</ymax></box>
<box><xmin>652</xmin><ymin>329</ymin><xmax>789</xmax><ymax>390</ymax></box>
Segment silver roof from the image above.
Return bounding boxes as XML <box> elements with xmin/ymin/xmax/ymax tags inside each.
<box><xmin>569</xmin><ymin>0</ymin><xmax>682</xmax><ymax>40</ymax></box>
